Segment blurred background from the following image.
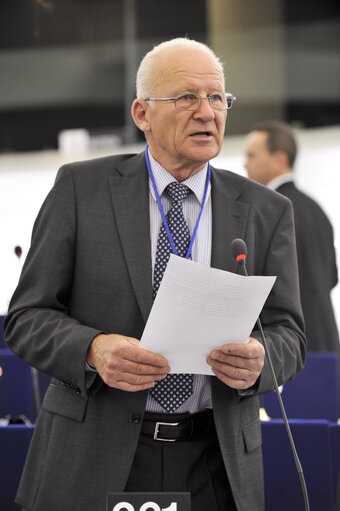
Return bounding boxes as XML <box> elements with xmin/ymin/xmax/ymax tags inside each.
<box><xmin>0</xmin><ymin>0</ymin><xmax>340</xmax><ymax>322</ymax></box>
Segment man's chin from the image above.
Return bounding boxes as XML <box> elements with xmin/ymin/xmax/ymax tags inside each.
<box><xmin>186</xmin><ymin>144</ymin><xmax>220</xmax><ymax>163</ymax></box>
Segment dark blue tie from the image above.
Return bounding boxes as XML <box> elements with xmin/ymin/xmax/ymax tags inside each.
<box><xmin>149</xmin><ymin>182</ymin><xmax>194</xmax><ymax>412</ymax></box>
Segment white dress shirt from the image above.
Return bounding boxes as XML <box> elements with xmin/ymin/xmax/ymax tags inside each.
<box><xmin>266</xmin><ymin>172</ymin><xmax>294</xmax><ymax>191</ymax></box>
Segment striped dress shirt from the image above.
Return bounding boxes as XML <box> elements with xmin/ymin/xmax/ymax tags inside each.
<box><xmin>146</xmin><ymin>149</ymin><xmax>213</xmax><ymax>413</ymax></box>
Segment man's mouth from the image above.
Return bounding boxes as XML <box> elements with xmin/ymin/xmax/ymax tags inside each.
<box><xmin>190</xmin><ymin>131</ymin><xmax>213</xmax><ymax>137</ymax></box>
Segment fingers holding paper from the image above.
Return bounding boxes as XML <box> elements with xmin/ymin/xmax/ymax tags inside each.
<box><xmin>206</xmin><ymin>337</ymin><xmax>265</xmax><ymax>389</ymax></box>
<box><xmin>87</xmin><ymin>333</ymin><xmax>170</xmax><ymax>392</ymax></box>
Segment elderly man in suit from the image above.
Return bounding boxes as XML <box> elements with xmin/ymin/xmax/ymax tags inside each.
<box><xmin>244</xmin><ymin>120</ymin><xmax>339</xmax><ymax>354</ymax></box>
<box><xmin>4</xmin><ymin>39</ymin><xmax>306</xmax><ymax>511</ymax></box>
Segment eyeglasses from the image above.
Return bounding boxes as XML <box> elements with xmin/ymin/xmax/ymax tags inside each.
<box><xmin>144</xmin><ymin>92</ymin><xmax>236</xmax><ymax>111</ymax></box>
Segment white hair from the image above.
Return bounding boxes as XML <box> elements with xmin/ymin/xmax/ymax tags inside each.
<box><xmin>136</xmin><ymin>37</ymin><xmax>224</xmax><ymax>98</ymax></box>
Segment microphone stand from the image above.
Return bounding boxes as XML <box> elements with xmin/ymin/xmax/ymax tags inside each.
<box><xmin>236</xmin><ymin>254</ymin><xmax>310</xmax><ymax>511</ymax></box>
<box><xmin>14</xmin><ymin>245</ymin><xmax>41</xmax><ymax>421</ymax></box>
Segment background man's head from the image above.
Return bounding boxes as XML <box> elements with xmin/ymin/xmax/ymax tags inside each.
<box><xmin>131</xmin><ymin>38</ymin><xmax>228</xmax><ymax>176</ymax></box>
<box><xmin>244</xmin><ymin>120</ymin><xmax>298</xmax><ymax>185</ymax></box>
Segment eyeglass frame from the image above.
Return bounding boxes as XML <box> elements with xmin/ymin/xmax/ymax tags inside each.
<box><xmin>143</xmin><ymin>92</ymin><xmax>236</xmax><ymax>111</ymax></box>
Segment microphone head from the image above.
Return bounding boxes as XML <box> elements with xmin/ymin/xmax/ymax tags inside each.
<box><xmin>231</xmin><ymin>238</ymin><xmax>247</xmax><ymax>261</ymax></box>
<box><xmin>14</xmin><ymin>246</ymin><xmax>22</xmax><ymax>258</ymax></box>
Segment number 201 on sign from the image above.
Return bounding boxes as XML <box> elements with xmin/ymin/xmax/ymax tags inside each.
<box><xmin>107</xmin><ymin>492</ymin><xmax>191</xmax><ymax>511</ymax></box>
<box><xmin>111</xmin><ymin>504</ymin><xmax>177</xmax><ymax>511</ymax></box>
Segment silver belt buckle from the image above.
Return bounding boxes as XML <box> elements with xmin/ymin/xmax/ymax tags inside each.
<box><xmin>154</xmin><ymin>421</ymin><xmax>179</xmax><ymax>442</ymax></box>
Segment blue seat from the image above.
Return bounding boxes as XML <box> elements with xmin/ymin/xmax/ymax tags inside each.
<box><xmin>0</xmin><ymin>314</ymin><xmax>5</xmax><ymax>349</ymax></box>
<box><xmin>0</xmin><ymin>349</ymin><xmax>35</xmax><ymax>421</ymax></box>
<box><xmin>0</xmin><ymin>348</ymin><xmax>51</xmax><ymax>423</ymax></box>
<box><xmin>262</xmin><ymin>419</ymin><xmax>338</xmax><ymax>511</ymax></box>
<box><xmin>262</xmin><ymin>353</ymin><xmax>340</xmax><ymax>421</ymax></box>
<box><xmin>0</xmin><ymin>424</ymin><xmax>34</xmax><ymax>511</ymax></box>
<box><xmin>330</xmin><ymin>423</ymin><xmax>340</xmax><ymax>509</ymax></box>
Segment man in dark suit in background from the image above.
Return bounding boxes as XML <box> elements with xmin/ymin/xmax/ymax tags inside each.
<box><xmin>245</xmin><ymin>120</ymin><xmax>339</xmax><ymax>353</ymax></box>
<box><xmin>4</xmin><ymin>40</ymin><xmax>306</xmax><ymax>511</ymax></box>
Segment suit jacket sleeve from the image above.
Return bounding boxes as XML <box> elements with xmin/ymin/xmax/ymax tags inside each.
<box><xmin>4</xmin><ymin>165</ymin><xmax>103</xmax><ymax>398</ymax></box>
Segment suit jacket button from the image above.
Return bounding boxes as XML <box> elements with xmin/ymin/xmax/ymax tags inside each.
<box><xmin>128</xmin><ymin>413</ymin><xmax>141</xmax><ymax>424</ymax></box>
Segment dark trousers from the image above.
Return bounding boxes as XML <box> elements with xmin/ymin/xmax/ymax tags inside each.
<box><xmin>125</xmin><ymin>412</ymin><xmax>236</xmax><ymax>511</ymax></box>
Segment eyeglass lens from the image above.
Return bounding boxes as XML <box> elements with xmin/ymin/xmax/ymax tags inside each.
<box><xmin>175</xmin><ymin>93</ymin><xmax>233</xmax><ymax>110</ymax></box>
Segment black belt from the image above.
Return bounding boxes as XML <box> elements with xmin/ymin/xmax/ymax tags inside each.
<box><xmin>141</xmin><ymin>409</ymin><xmax>214</xmax><ymax>442</ymax></box>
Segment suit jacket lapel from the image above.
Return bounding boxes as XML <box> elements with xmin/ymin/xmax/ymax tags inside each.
<box><xmin>109</xmin><ymin>153</ymin><xmax>153</xmax><ymax>323</ymax></box>
<box><xmin>211</xmin><ymin>167</ymin><xmax>250</xmax><ymax>273</ymax></box>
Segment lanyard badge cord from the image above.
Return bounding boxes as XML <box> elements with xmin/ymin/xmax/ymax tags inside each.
<box><xmin>145</xmin><ymin>146</ymin><xmax>211</xmax><ymax>259</ymax></box>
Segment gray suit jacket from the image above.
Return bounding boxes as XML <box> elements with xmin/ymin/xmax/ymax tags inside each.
<box><xmin>4</xmin><ymin>152</ymin><xmax>306</xmax><ymax>511</ymax></box>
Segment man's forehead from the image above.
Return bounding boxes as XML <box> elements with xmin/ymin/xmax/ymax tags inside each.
<box><xmin>250</xmin><ymin>131</ymin><xmax>269</xmax><ymax>147</ymax></box>
<box><xmin>152</xmin><ymin>48</ymin><xmax>224</xmax><ymax>92</ymax></box>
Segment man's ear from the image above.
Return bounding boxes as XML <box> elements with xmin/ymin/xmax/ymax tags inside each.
<box><xmin>274</xmin><ymin>150</ymin><xmax>290</xmax><ymax>171</ymax></box>
<box><xmin>131</xmin><ymin>99</ymin><xmax>151</xmax><ymax>132</ymax></box>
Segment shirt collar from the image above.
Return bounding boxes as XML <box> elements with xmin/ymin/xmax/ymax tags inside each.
<box><xmin>147</xmin><ymin>148</ymin><xmax>210</xmax><ymax>205</ymax></box>
<box><xmin>267</xmin><ymin>172</ymin><xmax>294</xmax><ymax>191</ymax></box>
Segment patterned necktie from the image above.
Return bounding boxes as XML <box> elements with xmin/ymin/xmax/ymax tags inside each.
<box><xmin>149</xmin><ymin>181</ymin><xmax>194</xmax><ymax>413</ymax></box>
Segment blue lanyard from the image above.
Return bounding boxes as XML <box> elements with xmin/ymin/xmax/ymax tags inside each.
<box><xmin>145</xmin><ymin>145</ymin><xmax>211</xmax><ymax>259</ymax></box>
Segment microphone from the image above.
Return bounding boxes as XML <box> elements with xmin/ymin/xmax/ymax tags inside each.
<box><xmin>14</xmin><ymin>246</ymin><xmax>22</xmax><ymax>259</ymax></box>
<box><xmin>231</xmin><ymin>238</ymin><xmax>310</xmax><ymax>511</ymax></box>
<box><xmin>14</xmin><ymin>246</ymin><xmax>23</xmax><ymax>272</ymax></box>
<box><xmin>231</xmin><ymin>238</ymin><xmax>247</xmax><ymax>261</ymax></box>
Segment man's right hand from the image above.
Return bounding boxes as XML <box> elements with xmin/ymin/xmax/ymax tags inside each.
<box><xmin>86</xmin><ymin>334</ymin><xmax>170</xmax><ymax>391</ymax></box>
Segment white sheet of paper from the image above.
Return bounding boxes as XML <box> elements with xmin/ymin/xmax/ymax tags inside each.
<box><xmin>140</xmin><ymin>255</ymin><xmax>276</xmax><ymax>375</ymax></box>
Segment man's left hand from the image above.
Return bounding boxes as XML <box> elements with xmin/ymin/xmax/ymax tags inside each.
<box><xmin>206</xmin><ymin>337</ymin><xmax>265</xmax><ymax>389</ymax></box>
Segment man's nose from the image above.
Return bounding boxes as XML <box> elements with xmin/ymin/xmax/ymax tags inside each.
<box><xmin>193</xmin><ymin>97</ymin><xmax>216</xmax><ymax>120</ymax></box>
